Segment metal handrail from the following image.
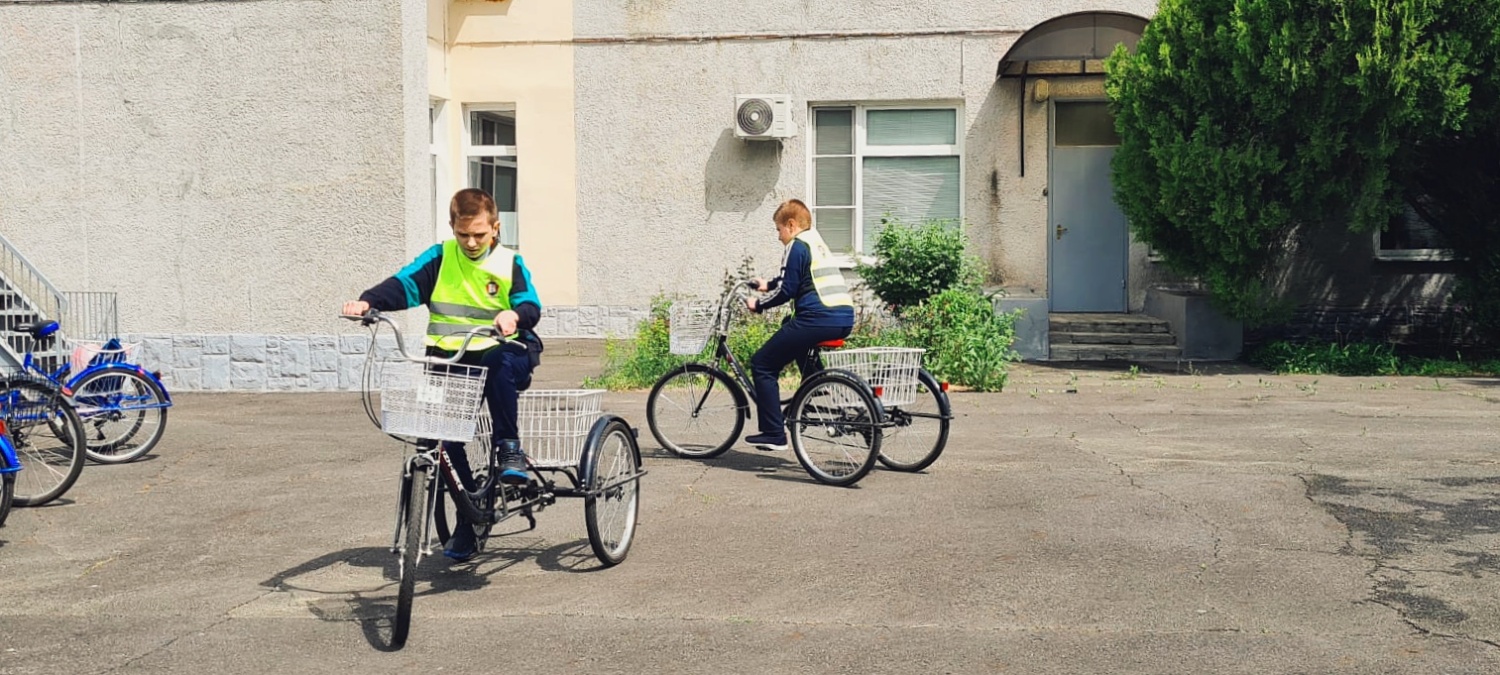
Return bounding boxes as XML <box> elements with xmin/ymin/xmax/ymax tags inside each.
<box><xmin>0</xmin><ymin>231</ymin><xmax>69</xmax><ymax>372</ymax></box>
<box><xmin>0</xmin><ymin>231</ymin><xmax>66</xmax><ymax>320</ymax></box>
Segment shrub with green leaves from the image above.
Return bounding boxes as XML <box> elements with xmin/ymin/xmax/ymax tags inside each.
<box><xmin>855</xmin><ymin>218</ymin><xmax>978</xmax><ymax>312</ymax></box>
<box><xmin>1106</xmin><ymin>0</ymin><xmax>1483</xmax><ymax>325</ymax></box>
<box><xmin>584</xmin><ymin>294</ymin><xmax>785</xmax><ymax>391</ymax></box>
<box><xmin>895</xmin><ymin>288</ymin><xmax>1020</xmax><ymax>392</ymax></box>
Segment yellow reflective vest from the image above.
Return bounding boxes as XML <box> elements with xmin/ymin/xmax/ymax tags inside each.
<box><xmin>425</xmin><ymin>240</ymin><xmax>514</xmax><ymax>352</ymax></box>
<box><xmin>796</xmin><ymin>229</ymin><xmax>854</xmax><ymax>309</ymax></box>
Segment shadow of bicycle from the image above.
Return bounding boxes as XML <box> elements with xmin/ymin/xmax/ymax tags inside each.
<box><xmin>262</xmin><ymin>535</ymin><xmax>608</xmax><ymax>651</ymax></box>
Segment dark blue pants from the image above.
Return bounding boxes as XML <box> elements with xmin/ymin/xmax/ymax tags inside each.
<box><xmin>434</xmin><ymin>344</ymin><xmax>534</xmax><ymax>552</ymax></box>
<box><xmin>749</xmin><ymin>319</ymin><xmax>852</xmax><ymax>437</ymax></box>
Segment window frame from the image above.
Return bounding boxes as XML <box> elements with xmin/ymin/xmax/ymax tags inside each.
<box><xmin>807</xmin><ymin>102</ymin><xmax>965</xmax><ymax>265</ymax></box>
<box><xmin>461</xmin><ymin>104</ymin><xmax>520</xmax><ymax>249</ymax></box>
<box><xmin>1374</xmin><ymin>205</ymin><xmax>1456</xmax><ymax>262</ymax></box>
<box><xmin>429</xmin><ymin>98</ymin><xmax>451</xmax><ymax>243</ymax></box>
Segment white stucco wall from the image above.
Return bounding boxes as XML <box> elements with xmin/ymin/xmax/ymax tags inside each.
<box><xmin>0</xmin><ymin>0</ymin><xmax>427</xmax><ymax>337</ymax></box>
<box><xmin>0</xmin><ymin>0</ymin><xmax>431</xmax><ymax>389</ymax></box>
<box><xmin>572</xmin><ymin>0</ymin><xmax>1160</xmax><ymax>306</ymax></box>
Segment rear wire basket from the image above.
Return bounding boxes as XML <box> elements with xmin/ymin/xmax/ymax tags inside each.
<box><xmin>822</xmin><ymin>347</ymin><xmax>925</xmax><ymax>407</ymax></box>
<box><xmin>469</xmin><ymin>389</ymin><xmax>606</xmax><ymax>469</ymax></box>
<box><xmin>66</xmin><ymin>339</ymin><xmax>139</xmax><ymax>374</ymax></box>
<box><xmin>669</xmin><ymin>301</ymin><xmax>717</xmax><ymax>355</ymax></box>
<box><xmin>378</xmin><ymin>360</ymin><xmax>487</xmax><ymax>442</ymax></box>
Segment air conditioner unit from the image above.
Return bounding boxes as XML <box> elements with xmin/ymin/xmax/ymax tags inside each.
<box><xmin>734</xmin><ymin>95</ymin><xmax>795</xmax><ymax>140</ymax></box>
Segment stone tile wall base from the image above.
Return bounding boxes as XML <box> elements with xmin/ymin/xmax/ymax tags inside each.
<box><xmin>125</xmin><ymin>305</ymin><xmax>647</xmax><ymax>391</ymax></box>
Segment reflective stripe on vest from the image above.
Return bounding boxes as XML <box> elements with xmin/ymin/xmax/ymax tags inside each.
<box><xmin>425</xmin><ymin>240</ymin><xmax>515</xmax><ymax>351</ymax></box>
<box><xmin>796</xmin><ymin>229</ymin><xmax>854</xmax><ymax>308</ymax></box>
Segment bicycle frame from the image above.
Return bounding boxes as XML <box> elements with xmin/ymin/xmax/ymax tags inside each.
<box><xmin>685</xmin><ymin>281</ymin><xmax>839</xmax><ymax>418</ymax></box>
<box><xmin>0</xmin><ymin>419</ymin><xmax>19</xmax><ymax>475</ymax></box>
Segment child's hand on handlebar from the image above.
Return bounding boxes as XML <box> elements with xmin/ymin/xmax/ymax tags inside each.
<box><xmin>342</xmin><ymin>300</ymin><xmax>371</xmax><ymax>317</ymax></box>
<box><xmin>745</xmin><ymin>296</ymin><xmax>759</xmax><ymax>313</ymax></box>
<box><xmin>749</xmin><ymin>277</ymin><xmax>770</xmax><ymax>292</ymax></box>
<box><xmin>494</xmin><ymin>309</ymin><xmax>520</xmax><ymax>337</ymax></box>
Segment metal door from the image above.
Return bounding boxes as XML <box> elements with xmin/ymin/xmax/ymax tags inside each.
<box><xmin>1048</xmin><ymin>102</ymin><xmax>1127</xmax><ymax>313</ymax></box>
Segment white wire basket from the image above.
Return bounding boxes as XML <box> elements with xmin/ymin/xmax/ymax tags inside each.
<box><xmin>67</xmin><ymin>339</ymin><xmax>140</xmax><ymax>374</ymax></box>
<box><xmin>669</xmin><ymin>301</ymin><xmax>717</xmax><ymax>355</ymax></box>
<box><xmin>379</xmin><ymin>360</ymin><xmax>488</xmax><ymax>442</ymax></box>
<box><xmin>516</xmin><ymin>389</ymin><xmax>605</xmax><ymax>468</ymax></box>
<box><xmin>822</xmin><ymin>346</ymin><xmax>926</xmax><ymax>407</ymax></box>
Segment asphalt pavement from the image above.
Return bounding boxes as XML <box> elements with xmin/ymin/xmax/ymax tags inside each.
<box><xmin>2</xmin><ymin>342</ymin><xmax>1497</xmax><ymax>674</ymax></box>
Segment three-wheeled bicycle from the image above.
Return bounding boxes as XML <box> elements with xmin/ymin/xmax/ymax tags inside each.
<box><xmin>342</xmin><ymin>311</ymin><xmax>644</xmax><ymax>649</ymax></box>
<box><xmin>645</xmin><ymin>281</ymin><xmax>952</xmax><ymax>487</ymax></box>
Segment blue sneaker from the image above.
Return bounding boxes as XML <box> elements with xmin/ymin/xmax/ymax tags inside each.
<box><xmin>443</xmin><ymin>536</ymin><xmax>476</xmax><ymax>562</ymax></box>
<box><xmin>498</xmin><ymin>439</ymin><xmax>530</xmax><ymax>485</ymax></box>
<box><xmin>744</xmin><ymin>432</ymin><xmax>788</xmax><ymax>451</ymax></box>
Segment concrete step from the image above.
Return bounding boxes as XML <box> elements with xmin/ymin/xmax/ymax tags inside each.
<box><xmin>1051</xmin><ymin>331</ymin><xmax>1176</xmax><ymax>346</ymax></box>
<box><xmin>1050</xmin><ymin>313</ymin><xmax>1170</xmax><ymax>334</ymax></box>
<box><xmin>1050</xmin><ymin>344</ymin><xmax>1183</xmax><ymax>361</ymax></box>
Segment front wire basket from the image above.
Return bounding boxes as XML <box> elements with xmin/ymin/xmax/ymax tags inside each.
<box><xmin>668</xmin><ymin>301</ymin><xmax>717</xmax><ymax>355</ymax></box>
<box><xmin>378</xmin><ymin>359</ymin><xmax>488</xmax><ymax>442</ymax></box>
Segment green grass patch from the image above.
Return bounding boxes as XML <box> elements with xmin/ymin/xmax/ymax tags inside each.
<box><xmin>1247</xmin><ymin>340</ymin><xmax>1500</xmax><ymax>376</ymax></box>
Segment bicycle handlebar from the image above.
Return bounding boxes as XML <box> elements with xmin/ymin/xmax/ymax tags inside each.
<box><xmin>339</xmin><ymin>310</ymin><xmax>517</xmax><ymax>364</ymax></box>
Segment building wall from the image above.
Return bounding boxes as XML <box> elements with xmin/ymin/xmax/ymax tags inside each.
<box><xmin>570</xmin><ymin>0</ymin><xmax>1161</xmax><ymax>310</ymax></box>
<box><xmin>440</xmin><ymin>0</ymin><xmax>580</xmax><ymax>307</ymax></box>
<box><xmin>0</xmin><ymin>0</ymin><xmax>429</xmax><ymax>389</ymax></box>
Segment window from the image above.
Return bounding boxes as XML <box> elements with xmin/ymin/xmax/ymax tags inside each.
<box><xmin>429</xmin><ymin>100</ymin><xmax>450</xmax><ymax>242</ymax></box>
<box><xmin>463</xmin><ymin>107</ymin><xmax>519</xmax><ymax>248</ymax></box>
<box><xmin>1376</xmin><ymin>205</ymin><xmax>1454</xmax><ymax>261</ymax></box>
<box><xmin>810</xmin><ymin>105</ymin><xmax>963</xmax><ymax>258</ymax></box>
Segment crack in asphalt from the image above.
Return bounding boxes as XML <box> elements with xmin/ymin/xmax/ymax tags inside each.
<box><xmin>1067</xmin><ymin>429</ymin><xmax>1224</xmax><ymax>586</ymax></box>
<box><xmin>1298</xmin><ymin>474</ymin><xmax>1500</xmax><ymax>652</ymax></box>
<box><xmin>90</xmin><ymin>589</ymin><xmax>280</xmax><ymax>675</ymax></box>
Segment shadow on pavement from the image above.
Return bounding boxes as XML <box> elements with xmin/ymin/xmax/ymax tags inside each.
<box><xmin>262</xmin><ymin>536</ymin><xmax>608</xmax><ymax>651</ymax></box>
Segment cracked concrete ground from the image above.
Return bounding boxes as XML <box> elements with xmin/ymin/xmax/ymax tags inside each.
<box><xmin>1</xmin><ymin>342</ymin><xmax>1498</xmax><ymax>674</ymax></box>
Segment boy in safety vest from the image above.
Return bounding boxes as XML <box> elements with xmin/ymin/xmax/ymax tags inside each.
<box><xmin>341</xmin><ymin>188</ymin><xmax>541</xmax><ymax>561</ymax></box>
<box><xmin>744</xmin><ymin>199</ymin><xmax>856</xmax><ymax>450</ymax></box>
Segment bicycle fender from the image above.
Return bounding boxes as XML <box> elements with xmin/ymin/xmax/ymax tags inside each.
<box><xmin>65</xmin><ymin>363</ymin><xmax>173</xmax><ymax>404</ymax></box>
<box><xmin>810</xmin><ymin>367</ymin><xmax>888</xmax><ymax>420</ymax></box>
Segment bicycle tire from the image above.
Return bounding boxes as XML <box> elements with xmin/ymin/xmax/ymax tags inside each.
<box><xmin>877</xmin><ymin>369</ymin><xmax>951</xmax><ymax>473</ymax></box>
<box><xmin>0</xmin><ymin>473</ymin><xmax>13</xmax><ymax>527</ymax></box>
<box><xmin>647</xmin><ymin>364</ymin><xmax>746</xmax><ymax>459</ymax></box>
<box><xmin>3</xmin><ymin>378</ymin><xmax>87</xmax><ymax>507</ymax></box>
<box><xmin>787</xmin><ymin>370</ymin><xmax>883</xmax><ymax>487</ymax></box>
<box><xmin>71</xmin><ymin>368</ymin><xmax>169</xmax><ymax>464</ymax></box>
<box><xmin>393</xmin><ymin>463</ymin><xmax>430</xmax><ymax>650</ymax></box>
<box><xmin>580</xmin><ymin>417</ymin><xmax>642</xmax><ymax>566</ymax></box>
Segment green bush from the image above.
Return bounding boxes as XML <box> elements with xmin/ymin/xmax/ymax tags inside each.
<box><xmin>589</xmin><ymin>256</ymin><xmax>1021</xmax><ymax>392</ymax></box>
<box><xmin>894</xmin><ymin>288</ymin><xmax>1020</xmax><ymax>392</ymax></box>
<box><xmin>584</xmin><ymin>294</ymin><xmax>786</xmax><ymax>391</ymax></box>
<box><xmin>855</xmin><ymin>218</ymin><xmax>978</xmax><ymax>312</ymax></box>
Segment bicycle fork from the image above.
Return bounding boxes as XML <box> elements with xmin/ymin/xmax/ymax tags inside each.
<box><xmin>392</xmin><ymin>451</ymin><xmax>438</xmax><ymax>557</ymax></box>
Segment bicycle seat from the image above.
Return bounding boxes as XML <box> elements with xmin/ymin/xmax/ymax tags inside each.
<box><xmin>815</xmin><ymin>339</ymin><xmax>845</xmax><ymax>349</ymax></box>
<box><xmin>16</xmin><ymin>321</ymin><xmax>61</xmax><ymax>340</ymax></box>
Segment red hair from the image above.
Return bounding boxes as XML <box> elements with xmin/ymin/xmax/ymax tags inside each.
<box><xmin>774</xmin><ymin>199</ymin><xmax>812</xmax><ymax>231</ymax></box>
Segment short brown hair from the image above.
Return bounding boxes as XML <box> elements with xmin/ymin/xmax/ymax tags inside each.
<box><xmin>774</xmin><ymin>199</ymin><xmax>812</xmax><ymax>232</ymax></box>
<box><xmin>449</xmin><ymin>188</ymin><xmax>498</xmax><ymax>226</ymax></box>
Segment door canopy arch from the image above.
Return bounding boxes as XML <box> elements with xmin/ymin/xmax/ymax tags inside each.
<box><xmin>996</xmin><ymin>11</ymin><xmax>1149</xmax><ymax>175</ymax></box>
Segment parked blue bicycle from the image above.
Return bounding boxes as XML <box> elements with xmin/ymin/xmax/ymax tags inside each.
<box><xmin>13</xmin><ymin>320</ymin><xmax>171</xmax><ymax>464</ymax></box>
<box><xmin>0</xmin><ymin>374</ymin><xmax>87</xmax><ymax>512</ymax></box>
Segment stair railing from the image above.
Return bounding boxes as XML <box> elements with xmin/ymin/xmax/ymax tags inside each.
<box><xmin>0</xmin><ymin>231</ymin><xmax>68</xmax><ymax>373</ymax></box>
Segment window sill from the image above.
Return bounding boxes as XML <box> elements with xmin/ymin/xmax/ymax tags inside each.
<box><xmin>1374</xmin><ymin>249</ymin><xmax>1457</xmax><ymax>262</ymax></box>
<box><xmin>832</xmin><ymin>255</ymin><xmax>875</xmax><ymax>269</ymax></box>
